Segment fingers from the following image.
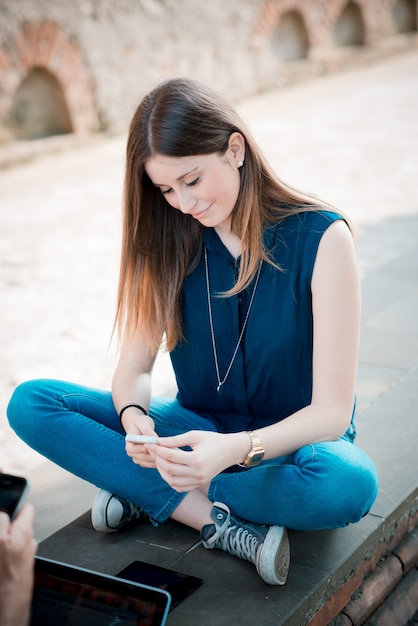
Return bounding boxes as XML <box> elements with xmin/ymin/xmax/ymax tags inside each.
<box><xmin>157</xmin><ymin>432</ymin><xmax>197</xmax><ymax>449</ymax></box>
<box><xmin>155</xmin><ymin>462</ymin><xmax>200</xmax><ymax>493</ymax></box>
<box><xmin>9</xmin><ymin>504</ymin><xmax>37</xmax><ymax>552</ymax></box>
<box><xmin>154</xmin><ymin>447</ymin><xmax>210</xmax><ymax>492</ymax></box>
<box><xmin>124</xmin><ymin>426</ymin><xmax>159</xmax><ymax>468</ymax></box>
<box><xmin>0</xmin><ymin>504</ymin><xmax>37</xmax><ymax>565</ymax></box>
<box><xmin>13</xmin><ymin>502</ymin><xmax>35</xmax><ymax>528</ymax></box>
<box><xmin>125</xmin><ymin>445</ymin><xmax>158</xmax><ymax>468</ymax></box>
<box><xmin>0</xmin><ymin>511</ymin><xmax>10</xmax><ymax>536</ymax></box>
<box><xmin>0</xmin><ymin>503</ymin><xmax>35</xmax><ymax>537</ymax></box>
<box><xmin>155</xmin><ymin>452</ymin><xmax>189</xmax><ymax>476</ymax></box>
<box><xmin>123</xmin><ymin>430</ymin><xmax>219</xmax><ymax>486</ymax></box>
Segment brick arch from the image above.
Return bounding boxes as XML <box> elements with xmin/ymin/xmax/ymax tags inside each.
<box><xmin>392</xmin><ymin>0</ymin><xmax>418</xmax><ymax>32</ymax></box>
<box><xmin>270</xmin><ymin>9</ymin><xmax>310</xmax><ymax>60</ymax></box>
<box><xmin>0</xmin><ymin>20</ymin><xmax>99</xmax><ymax>137</ymax></box>
<box><xmin>254</xmin><ymin>0</ymin><xmax>355</xmax><ymax>50</ymax></box>
<box><xmin>333</xmin><ymin>1</ymin><xmax>366</xmax><ymax>46</ymax></box>
<box><xmin>254</xmin><ymin>0</ymin><xmax>383</xmax><ymax>50</ymax></box>
<box><xmin>255</xmin><ymin>1</ymin><xmax>313</xmax><ymax>46</ymax></box>
<box><xmin>6</xmin><ymin>66</ymin><xmax>74</xmax><ymax>140</ymax></box>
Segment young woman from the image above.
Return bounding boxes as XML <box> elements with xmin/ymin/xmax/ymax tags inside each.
<box><xmin>7</xmin><ymin>78</ymin><xmax>378</xmax><ymax>586</ymax></box>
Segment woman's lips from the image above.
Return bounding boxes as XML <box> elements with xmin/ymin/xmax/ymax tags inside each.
<box><xmin>192</xmin><ymin>204</ymin><xmax>212</xmax><ymax>220</ymax></box>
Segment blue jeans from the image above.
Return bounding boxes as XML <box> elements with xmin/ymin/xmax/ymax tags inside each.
<box><xmin>7</xmin><ymin>379</ymin><xmax>378</xmax><ymax>529</ymax></box>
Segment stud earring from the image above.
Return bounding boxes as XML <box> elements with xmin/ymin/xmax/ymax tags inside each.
<box><xmin>238</xmin><ymin>160</ymin><xmax>244</xmax><ymax>168</ymax></box>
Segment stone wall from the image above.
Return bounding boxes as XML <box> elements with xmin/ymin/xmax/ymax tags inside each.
<box><xmin>0</xmin><ymin>0</ymin><xmax>417</xmax><ymax>142</ymax></box>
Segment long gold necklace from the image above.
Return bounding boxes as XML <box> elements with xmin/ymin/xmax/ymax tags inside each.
<box><xmin>204</xmin><ymin>245</ymin><xmax>263</xmax><ymax>394</ymax></box>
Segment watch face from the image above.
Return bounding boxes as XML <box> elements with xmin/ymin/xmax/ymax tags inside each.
<box><xmin>248</xmin><ymin>452</ymin><xmax>264</xmax><ymax>466</ymax></box>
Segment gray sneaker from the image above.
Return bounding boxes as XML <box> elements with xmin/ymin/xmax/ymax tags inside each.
<box><xmin>91</xmin><ymin>489</ymin><xmax>148</xmax><ymax>533</ymax></box>
<box><xmin>201</xmin><ymin>502</ymin><xmax>290</xmax><ymax>585</ymax></box>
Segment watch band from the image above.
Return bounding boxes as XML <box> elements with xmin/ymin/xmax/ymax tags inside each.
<box><xmin>239</xmin><ymin>431</ymin><xmax>265</xmax><ymax>468</ymax></box>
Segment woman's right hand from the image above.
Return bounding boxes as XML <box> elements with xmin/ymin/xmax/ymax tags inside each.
<box><xmin>124</xmin><ymin>412</ymin><xmax>159</xmax><ymax>469</ymax></box>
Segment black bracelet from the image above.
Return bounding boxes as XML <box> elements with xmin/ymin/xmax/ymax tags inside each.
<box><xmin>119</xmin><ymin>403</ymin><xmax>148</xmax><ymax>431</ymax></box>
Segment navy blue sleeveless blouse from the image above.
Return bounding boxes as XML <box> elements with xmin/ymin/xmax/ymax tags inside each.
<box><xmin>170</xmin><ymin>210</ymin><xmax>345</xmax><ymax>434</ymax></box>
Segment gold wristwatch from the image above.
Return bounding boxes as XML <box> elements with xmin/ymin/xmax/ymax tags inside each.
<box><xmin>239</xmin><ymin>431</ymin><xmax>265</xmax><ymax>468</ymax></box>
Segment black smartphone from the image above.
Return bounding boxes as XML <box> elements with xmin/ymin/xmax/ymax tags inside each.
<box><xmin>0</xmin><ymin>473</ymin><xmax>30</xmax><ymax>520</ymax></box>
<box><xmin>116</xmin><ymin>560</ymin><xmax>203</xmax><ymax>610</ymax></box>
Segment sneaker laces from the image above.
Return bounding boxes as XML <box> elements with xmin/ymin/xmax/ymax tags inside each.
<box><xmin>116</xmin><ymin>499</ymin><xmax>146</xmax><ymax>526</ymax></box>
<box><xmin>218</xmin><ymin>523</ymin><xmax>260</xmax><ymax>564</ymax></box>
<box><xmin>202</xmin><ymin>502</ymin><xmax>290</xmax><ymax>586</ymax></box>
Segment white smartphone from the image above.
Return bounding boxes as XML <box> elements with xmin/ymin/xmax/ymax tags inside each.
<box><xmin>125</xmin><ymin>434</ymin><xmax>159</xmax><ymax>444</ymax></box>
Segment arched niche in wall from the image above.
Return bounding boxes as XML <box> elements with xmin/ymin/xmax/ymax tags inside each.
<box><xmin>0</xmin><ymin>21</ymin><xmax>98</xmax><ymax>141</ymax></box>
<box><xmin>392</xmin><ymin>0</ymin><xmax>417</xmax><ymax>32</ymax></box>
<box><xmin>270</xmin><ymin>10</ymin><xmax>310</xmax><ymax>61</ymax></box>
<box><xmin>333</xmin><ymin>1</ymin><xmax>366</xmax><ymax>47</ymax></box>
<box><xmin>6</xmin><ymin>67</ymin><xmax>73</xmax><ymax>141</ymax></box>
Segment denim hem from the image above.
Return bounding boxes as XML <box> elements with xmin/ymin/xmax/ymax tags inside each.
<box><xmin>149</xmin><ymin>489</ymin><xmax>188</xmax><ymax>526</ymax></box>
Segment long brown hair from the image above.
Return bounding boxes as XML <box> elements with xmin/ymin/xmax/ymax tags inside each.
<box><xmin>116</xmin><ymin>78</ymin><xmax>328</xmax><ymax>352</ymax></box>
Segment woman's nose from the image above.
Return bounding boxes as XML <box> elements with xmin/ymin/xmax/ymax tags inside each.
<box><xmin>177</xmin><ymin>189</ymin><xmax>196</xmax><ymax>215</ymax></box>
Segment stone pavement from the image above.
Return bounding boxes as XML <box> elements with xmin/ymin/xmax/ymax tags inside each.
<box><xmin>1</xmin><ymin>49</ymin><xmax>418</xmax><ymax>623</ymax></box>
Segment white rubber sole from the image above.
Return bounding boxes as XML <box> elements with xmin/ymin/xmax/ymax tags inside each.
<box><xmin>256</xmin><ymin>525</ymin><xmax>290</xmax><ymax>585</ymax></box>
<box><xmin>91</xmin><ymin>489</ymin><xmax>120</xmax><ymax>533</ymax></box>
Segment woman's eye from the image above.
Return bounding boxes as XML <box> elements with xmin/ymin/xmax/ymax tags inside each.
<box><xmin>186</xmin><ymin>177</ymin><xmax>200</xmax><ymax>187</ymax></box>
<box><xmin>161</xmin><ymin>188</ymin><xmax>172</xmax><ymax>195</ymax></box>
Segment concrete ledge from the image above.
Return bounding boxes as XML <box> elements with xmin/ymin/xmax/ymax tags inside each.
<box><xmin>36</xmin><ymin>489</ymin><xmax>418</xmax><ymax>625</ymax></box>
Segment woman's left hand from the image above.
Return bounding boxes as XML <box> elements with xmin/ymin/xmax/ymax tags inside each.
<box><xmin>151</xmin><ymin>430</ymin><xmax>248</xmax><ymax>492</ymax></box>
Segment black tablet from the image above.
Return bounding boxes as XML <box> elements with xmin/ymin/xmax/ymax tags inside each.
<box><xmin>117</xmin><ymin>560</ymin><xmax>203</xmax><ymax>610</ymax></box>
<box><xmin>32</xmin><ymin>556</ymin><xmax>171</xmax><ymax>625</ymax></box>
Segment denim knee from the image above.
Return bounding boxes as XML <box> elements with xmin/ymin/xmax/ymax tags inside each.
<box><xmin>7</xmin><ymin>379</ymin><xmax>41</xmax><ymax>437</ymax></box>
<box><xmin>343</xmin><ymin>454</ymin><xmax>379</xmax><ymax>523</ymax></box>
<box><xmin>209</xmin><ymin>439</ymin><xmax>379</xmax><ymax>530</ymax></box>
<box><xmin>299</xmin><ymin>441</ymin><xmax>379</xmax><ymax>527</ymax></box>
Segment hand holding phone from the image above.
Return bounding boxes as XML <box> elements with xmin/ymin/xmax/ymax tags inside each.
<box><xmin>0</xmin><ymin>474</ymin><xmax>30</xmax><ymax>520</ymax></box>
<box><xmin>0</xmin><ymin>484</ymin><xmax>36</xmax><ymax>626</ymax></box>
<box><xmin>125</xmin><ymin>434</ymin><xmax>159</xmax><ymax>445</ymax></box>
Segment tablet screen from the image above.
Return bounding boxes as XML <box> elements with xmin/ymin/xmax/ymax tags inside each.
<box><xmin>31</xmin><ymin>557</ymin><xmax>171</xmax><ymax>626</ymax></box>
<box><xmin>116</xmin><ymin>560</ymin><xmax>203</xmax><ymax>610</ymax></box>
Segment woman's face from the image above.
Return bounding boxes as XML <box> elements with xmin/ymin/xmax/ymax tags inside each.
<box><xmin>144</xmin><ymin>133</ymin><xmax>245</xmax><ymax>235</ymax></box>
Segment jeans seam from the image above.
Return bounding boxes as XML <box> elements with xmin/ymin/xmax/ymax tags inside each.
<box><xmin>59</xmin><ymin>392</ymin><xmax>115</xmax><ymax>409</ymax></box>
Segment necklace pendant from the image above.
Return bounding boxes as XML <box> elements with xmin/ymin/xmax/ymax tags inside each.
<box><xmin>216</xmin><ymin>382</ymin><xmax>224</xmax><ymax>394</ymax></box>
